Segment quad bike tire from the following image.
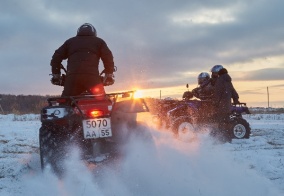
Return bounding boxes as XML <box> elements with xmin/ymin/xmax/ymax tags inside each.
<box><xmin>39</xmin><ymin>124</ymin><xmax>69</xmax><ymax>177</ymax></box>
<box><xmin>228</xmin><ymin>117</ymin><xmax>251</xmax><ymax>139</ymax></box>
<box><xmin>210</xmin><ymin>118</ymin><xmax>251</xmax><ymax>143</ymax></box>
<box><xmin>172</xmin><ymin>117</ymin><xmax>196</xmax><ymax>141</ymax></box>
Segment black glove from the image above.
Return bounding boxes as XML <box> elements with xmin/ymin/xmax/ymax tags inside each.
<box><xmin>103</xmin><ymin>73</ymin><xmax>115</xmax><ymax>86</ymax></box>
<box><xmin>51</xmin><ymin>74</ymin><xmax>61</xmax><ymax>85</ymax></box>
<box><xmin>182</xmin><ymin>91</ymin><xmax>193</xmax><ymax>100</ymax></box>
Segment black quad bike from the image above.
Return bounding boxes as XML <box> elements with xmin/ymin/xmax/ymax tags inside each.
<box><xmin>166</xmin><ymin>91</ymin><xmax>251</xmax><ymax>142</ymax></box>
<box><xmin>39</xmin><ymin>66</ymin><xmax>150</xmax><ymax>177</ymax></box>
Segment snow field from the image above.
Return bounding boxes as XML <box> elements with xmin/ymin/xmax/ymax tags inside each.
<box><xmin>0</xmin><ymin>113</ymin><xmax>283</xmax><ymax>195</ymax></box>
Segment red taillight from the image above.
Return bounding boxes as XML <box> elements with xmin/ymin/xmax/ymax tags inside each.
<box><xmin>87</xmin><ymin>110</ymin><xmax>104</xmax><ymax>118</ymax></box>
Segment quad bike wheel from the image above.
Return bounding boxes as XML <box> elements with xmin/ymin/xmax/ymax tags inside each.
<box><xmin>228</xmin><ymin>118</ymin><xmax>251</xmax><ymax>139</ymax></box>
<box><xmin>172</xmin><ymin>117</ymin><xmax>196</xmax><ymax>141</ymax></box>
<box><xmin>39</xmin><ymin>125</ymin><xmax>69</xmax><ymax>177</ymax></box>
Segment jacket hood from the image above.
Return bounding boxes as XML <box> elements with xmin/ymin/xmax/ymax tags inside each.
<box><xmin>218</xmin><ymin>68</ymin><xmax>231</xmax><ymax>82</ymax></box>
<box><xmin>219</xmin><ymin>72</ymin><xmax>232</xmax><ymax>82</ymax></box>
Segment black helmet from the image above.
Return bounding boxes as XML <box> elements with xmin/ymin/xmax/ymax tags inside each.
<box><xmin>77</xmin><ymin>23</ymin><xmax>97</xmax><ymax>36</ymax></box>
<box><xmin>210</xmin><ymin>65</ymin><xmax>223</xmax><ymax>73</ymax></box>
<box><xmin>198</xmin><ymin>72</ymin><xmax>210</xmax><ymax>85</ymax></box>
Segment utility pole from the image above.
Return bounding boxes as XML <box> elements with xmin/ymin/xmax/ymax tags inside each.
<box><xmin>0</xmin><ymin>105</ymin><xmax>3</xmax><ymax>114</ymax></box>
<box><xmin>267</xmin><ymin>86</ymin><xmax>270</xmax><ymax>108</ymax></box>
<box><xmin>160</xmin><ymin>90</ymin><xmax>161</xmax><ymax>99</ymax></box>
<box><xmin>0</xmin><ymin>95</ymin><xmax>4</xmax><ymax>114</ymax></box>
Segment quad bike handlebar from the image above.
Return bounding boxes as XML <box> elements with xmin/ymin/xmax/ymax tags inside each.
<box><xmin>232</xmin><ymin>102</ymin><xmax>247</xmax><ymax>106</ymax></box>
<box><xmin>51</xmin><ymin>64</ymin><xmax>117</xmax><ymax>87</ymax></box>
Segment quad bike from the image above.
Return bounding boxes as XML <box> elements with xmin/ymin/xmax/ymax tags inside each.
<box><xmin>166</xmin><ymin>91</ymin><xmax>251</xmax><ymax>142</ymax></box>
<box><xmin>39</xmin><ymin>66</ymin><xmax>150</xmax><ymax>177</ymax></box>
<box><xmin>151</xmin><ymin>98</ymin><xmax>179</xmax><ymax>129</ymax></box>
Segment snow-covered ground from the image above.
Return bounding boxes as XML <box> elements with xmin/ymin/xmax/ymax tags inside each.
<box><xmin>0</xmin><ymin>113</ymin><xmax>283</xmax><ymax>196</ymax></box>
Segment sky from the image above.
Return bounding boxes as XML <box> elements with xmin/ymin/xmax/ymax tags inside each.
<box><xmin>0</xmin><ymin>0</ymin><xmax>284</xmax><ymax>107</ymax></box>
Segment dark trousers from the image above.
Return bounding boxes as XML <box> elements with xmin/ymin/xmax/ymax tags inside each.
<box><xmin>62</xmin><ymin>74</ymin><xmax>105</xmax><ymax>97</ymax></box>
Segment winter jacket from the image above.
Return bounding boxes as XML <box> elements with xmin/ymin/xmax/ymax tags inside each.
<box><xmin>50</xmin><ymin>31</ymin><xmax>114</xmax><ymax>96</ymax></box>
<box><xmin>212</xmin><ymin>69</ymin><xmax>239</xmax><ymax>115</ymax></box>
<box><xmin>50</xmin><ymin>34</ymin><xmax>114</xmax><ymax>76</ymax></box>
<box><xmin>192</xmin><ymin>80</ymin><xmax>214</xmax><ymax>101</ymax></box>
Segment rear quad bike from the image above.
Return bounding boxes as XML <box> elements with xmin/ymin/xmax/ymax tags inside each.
<box><xmin>40</xmin><ymin>65</ymin><xmax>150</xmax><ymax>176</ymax></box>
<box><xmin>167</xmin><ymin>91</ymin><xmax>251</xmax><ymax>142</ymax></box>
<box><xmin>39</xmin><ymin>91</ymin><xmax>149</xmax><ymax>176</ymax></box>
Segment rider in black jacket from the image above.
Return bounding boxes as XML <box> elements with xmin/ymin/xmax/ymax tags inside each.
<box><xmin>210</xmin><ymin>65</ymin><xmax>240</xmax><ymax>135</ymax></box>
<box><xmin>211</xmin><ymin>65</ymin><xmax>239</xmax><ymax>115</ymax></box>
<box><xmin>50</xmin><ymin>23</ymin><xmax>115</xmax><ymax>96</ymax></box>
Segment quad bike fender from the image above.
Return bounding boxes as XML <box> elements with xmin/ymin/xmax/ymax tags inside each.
<box><xmin>112</xmin><ymin>98</ymin><xmax>149</xmax><ymax>113</ymax></box>
<box><xmin>110</xmin><ymin>98</ymin><xmax>149</xmax><ymax>141</ymax></box>
<box><xmin>111</xmin><ymin>98</ymin><xmax>148</xmax><ymax>125</ymax></box>
<box><xmin>167</xmin><ymin>104</ymin><xmax>187</xmax><ymax>118</ymax></box>
<box><xmin>111</xmin><ymin>99</ymin><xmax>148</xmax><ymax>124</ymax></box>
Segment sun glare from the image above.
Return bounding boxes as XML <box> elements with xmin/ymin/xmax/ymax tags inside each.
<box><xmin>134</xmin><ymin>90</ymin><xmax>144</xmax><ymax>98</ymax></box>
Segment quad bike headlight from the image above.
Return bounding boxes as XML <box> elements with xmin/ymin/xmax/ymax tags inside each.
<box><xmin>41</xmin><ymin>107</ymin><xmax>72</xmax><ymax>120</ymax></box>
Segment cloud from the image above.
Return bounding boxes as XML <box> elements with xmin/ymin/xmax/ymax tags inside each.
<box><xmin>237</xmin><ymin>68</ymin><xmax>284</xmax><ymax>81</ymax></box>
<box><xmin>0</xmin><ymin>0</ymin><xmax>284</xmax><ymax>99</ymax></box>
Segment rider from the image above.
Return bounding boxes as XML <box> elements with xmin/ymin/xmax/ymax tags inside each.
<box><xmin>188</xmin><ymin>72</ymin><xmax>215</xmax><ymax>120</ymax></box>
<box><xmin>192</xmin><ymin>72</ymin><xmax>214</xmax><ymax>101</ymax></box>
<box><xmin>210</xmin><ymin>65</ymin><xmax>240</xmax><ymax>136</ymax></box>
<box><xmin>210</xmin><ymin>64</ymin><xmax>240</xmax><ymax>107</ymax></box>
<box><xmin>50</xmin><ymin>23</ymin><xmax>115</xmax><ymax>97</ymax></box>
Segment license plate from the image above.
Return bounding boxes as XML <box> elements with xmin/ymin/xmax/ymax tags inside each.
<box><xmin>82</xmin><ymin>118</ymin><xmax>112</xmax><ymax>139</ymax></box>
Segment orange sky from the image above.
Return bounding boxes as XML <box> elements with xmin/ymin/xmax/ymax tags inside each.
<box><xmin>128</xmin><ymin>80</ymin><xmax>284</xmax><ymax>108</ymax></box>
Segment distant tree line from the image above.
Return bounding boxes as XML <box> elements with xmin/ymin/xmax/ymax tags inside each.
<box><xmin>0</xmin><ymin>94</ymin><xmax>282</xmax><ymax>115</ymax></box>
<box><xmin>0</xmin><ymin>94</ymin><xmax>57</xmax><ymax>114</ymax></box>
